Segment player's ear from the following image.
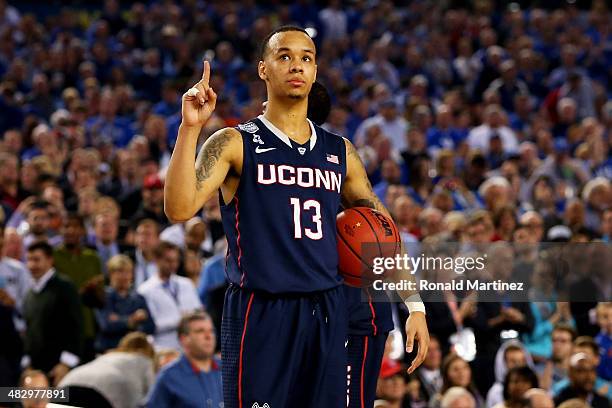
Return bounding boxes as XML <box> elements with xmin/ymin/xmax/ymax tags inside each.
<box><xmin>258</xmin><ymin>60</ymin><xmax>267</xmax><ymax>81</ymax></box>
<box><xmin>313</xmin><ymin>64</ymin><xmax>317</xmax><ymax>83</ymax></box>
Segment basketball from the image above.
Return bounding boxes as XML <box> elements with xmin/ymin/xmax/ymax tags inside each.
<box><xmin>336</xmin><ymin>207</ymin><xmax>401</xmax><ymax>287</ymax></box>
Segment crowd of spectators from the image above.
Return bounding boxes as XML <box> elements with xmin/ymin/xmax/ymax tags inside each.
<box><xmin>0</xmin><ymin>0</ymin><xmax>610</xmax><ymax>407</ymax></box>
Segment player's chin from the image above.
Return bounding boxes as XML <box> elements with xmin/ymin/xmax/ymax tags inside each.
<box><xmin>287</xmin><ymin>90</ymin><xmax>307</xmax><ymax>100</ymax></box>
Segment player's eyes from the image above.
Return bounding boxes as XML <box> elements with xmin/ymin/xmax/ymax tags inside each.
<box><xmin>280</xmin><ymin>55</ymin><xmax>290</xmax><ymax>60</ymax></box>
<box><xmin>303</xmin><ymin>56</ymin><xmax>312</xmax><ymax>62</ymax></box>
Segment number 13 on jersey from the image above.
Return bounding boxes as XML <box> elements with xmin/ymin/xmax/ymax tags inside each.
<box><xmin>290</xmin><ymin>197</ymin><xmax>323</xmax><ymax>240</ymax></box>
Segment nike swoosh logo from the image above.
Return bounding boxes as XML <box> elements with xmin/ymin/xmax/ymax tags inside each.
<box><xmin>255</xmin><ymin>146</ymin><xmax>277</xmax><ymax>153</ymax></box>
<box><xmin>345</xmin><ymin>340</ymin><xmax>349</xmax><ymax>348</ymax></box>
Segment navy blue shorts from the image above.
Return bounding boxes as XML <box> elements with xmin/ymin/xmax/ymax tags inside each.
<box><xmin>347</xmin><ymin>332</ymin><xmax>389</xmax><ymax>408</ymax></box>
<box><xmin>221</xmin><ymin>283</ymin><xmax>347</xmax><ymax>408</ymax></box>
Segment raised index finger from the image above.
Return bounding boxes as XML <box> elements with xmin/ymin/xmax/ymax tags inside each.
<box><xmin>202</xmin><ymin>60</ymin><xmax>211</xmax><ymax>83</ymax></box>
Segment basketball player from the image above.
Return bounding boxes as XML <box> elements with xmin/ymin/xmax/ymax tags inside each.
<box><xmin>165</xmin><ymin>26</ymin><xmax>429</xmax><ymax>407</ymax></box>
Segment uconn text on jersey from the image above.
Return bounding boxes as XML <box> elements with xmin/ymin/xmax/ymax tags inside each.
<box><xmin>257</xmin><ymin>164</ymin><xmax>343</xmax><ymax>193</ymax></box>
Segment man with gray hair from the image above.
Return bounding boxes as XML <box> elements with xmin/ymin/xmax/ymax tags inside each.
<box><xmin>440</xmin><ymin>386</ymin><xmax>476</xmax><ymax>408</ymax></box>
<box><xmin>478</xmin><ymin>176</ymin><xmax>512</xmax><ymax>212</ymax></box>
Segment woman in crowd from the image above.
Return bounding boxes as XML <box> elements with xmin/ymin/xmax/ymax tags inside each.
<box><xmin>59</xmin><ymin>332</ymin><xmax>156</xmax><ymax>408</ymax></box>
<box><xmin>430</xmin><ymin>353</ymin><xmax>485</xmax><ymax>408</ymax></box>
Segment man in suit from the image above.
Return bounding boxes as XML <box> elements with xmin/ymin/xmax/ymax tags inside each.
<box><xmin>22</xmin><ymin>241</ymin><xmax>83</xmax><ymax>385</ymax></box>
<box><xmin>89</xmin><ymin>212</ymin><xmax>127</xmax><ymax>277</ymax></box>
<box><xmin>54</xmin><ymin>213</ymin><xmax>104</xmax><ymax>362</ymax></box>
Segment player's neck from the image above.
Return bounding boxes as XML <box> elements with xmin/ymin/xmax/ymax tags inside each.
<box><xmin>263</xmin><ymin>99</ymin><xmax>310</xmax><ymax>144</ymax></box>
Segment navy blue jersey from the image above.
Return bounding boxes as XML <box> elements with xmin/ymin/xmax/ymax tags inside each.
<box><xmin>221</xmin><ymin>115</ymin><xmax>346</xmax><ymax>294</ymax></box>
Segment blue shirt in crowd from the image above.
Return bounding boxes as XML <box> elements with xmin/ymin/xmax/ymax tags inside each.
<box><xmin>596</xmin><ymin>332</ymin><xmax>612</xmax><ymax>381</ymax></box>
<box><xmin>94</xmin><ymin>287</ymin><xmax>155</xmax><ymax>352</ymax></box>
<box><xmin>197</xmin><ymin>254</ymin><xmax>227</xmax><ymax>309</ymax></box>
<box><xmin>146</xmin><ymin>354</ymin><xmax>223</xmax><ymax>408</ymax></box>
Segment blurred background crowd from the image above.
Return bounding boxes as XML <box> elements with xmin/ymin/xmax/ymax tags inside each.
<box><xmin>0</xmin><ymin>0</ymin><xmax>610</xmax><ymax>407</ymax></box>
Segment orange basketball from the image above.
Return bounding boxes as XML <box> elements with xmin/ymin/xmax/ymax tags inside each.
<box><xmin>336</xmin><ymin>207</ymin><xmax>401</xmax><ymax>287</ymax></box>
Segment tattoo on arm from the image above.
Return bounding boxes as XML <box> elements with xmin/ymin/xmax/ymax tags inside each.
<box><xmin>195</xmin><ymin>129</ymin><xmax>233</xmax><ymax>191</ymax></box>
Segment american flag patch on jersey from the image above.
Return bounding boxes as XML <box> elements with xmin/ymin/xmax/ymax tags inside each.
<box><xmin>326</xmin><ymin>154</ymin><xmax>339</xmax><ymax>164</ymax></box>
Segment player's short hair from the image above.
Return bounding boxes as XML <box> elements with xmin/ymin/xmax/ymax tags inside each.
<box><xmin>27</xmin><ymin>241</ymin><xmax>54</xmax><ymax>258</ymax></box>
<box><xmin>178</xmin><ymin>311</ymin><xmax>212</xmax><ymax>337</ymax></box>
<box><xmin>307</xmin><ymin>81</ymin><xmax>331</xmax><ymax>126</ymax></box>
<box><xmin>259</xmin><ymin>25</ymin><xmax>311</xmax><ymax>60</ymax></box>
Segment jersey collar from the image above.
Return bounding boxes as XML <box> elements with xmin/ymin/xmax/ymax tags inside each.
<box><xmin>257</xmin><ymin>114</ymin><xmax>317</xmax><ymax>151</ymax></box>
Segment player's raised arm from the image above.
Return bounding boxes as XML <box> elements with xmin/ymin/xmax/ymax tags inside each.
<box><xmin>164</xmin><ymin>61</ymin><xmax>242</xmax><ymax>223</ymax></box>
<box><xmin>341</xmin><ymin>137</ymin><xmax>430</xmax><ymax>374</ymax></box>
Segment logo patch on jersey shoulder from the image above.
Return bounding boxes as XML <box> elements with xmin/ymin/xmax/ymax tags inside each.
<box><xmin>238</xmin><ymin>122</ymin><xmax>259</xmax><ymax>133</ymax></box>
<box><xmin>297</xmin><ymin>147</ymin><xmax>306</xmax><ymax>155</ymax></box>
<box><xmin>252</xmin><ymin>403</ymin><xmax>270</xmax><ymax>408</ymax></box>
<box><xmin>255</xmin><ymin>146</ymin><xmax>276</xmax><ymax>153</ymax></box>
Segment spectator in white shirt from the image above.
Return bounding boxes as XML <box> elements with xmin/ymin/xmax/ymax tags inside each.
<box><xmin>354</xmin><ymin>99</ymin><xmax>409</xmax><ymax>152</ymax></box>
<box><xmin>0</xmin><ymin>224</ymin><xmax>31</xmax><ymax>319</ymax></box>
<box><xmin>2</xmin><ymin>227</ymin><xmax>23</xmax><ymax>261</ymax></box>
<box><xmin>0</xmin><ymin>223</ymin><xmax>31</xmax><ymax>387</ymax></box>
<box><xmin>138</xmin><ymin>241</ymin><xmax>202</xmax><ymax>350</ymax></box>
<box><xmin>467</xmin><ymin>105</ymin><xmax>518</xmax><ymax>154</ymax></box>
